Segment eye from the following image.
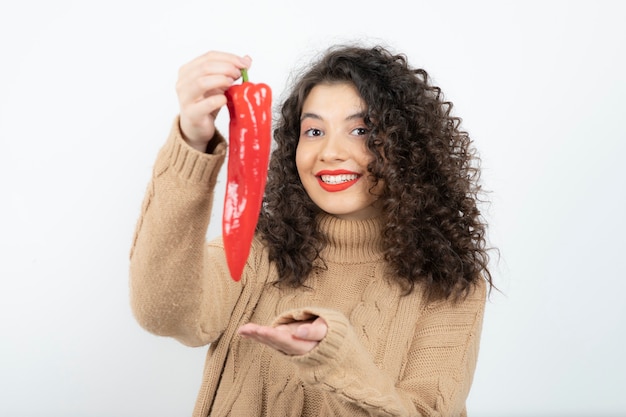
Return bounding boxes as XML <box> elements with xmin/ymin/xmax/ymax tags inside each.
<box><xmin>351</xmin><ymin>127</ymin><xmax>369</xmax><ymax>136</ymax></box>
<box><xmin>303</xmin><ymin>128</ymin><xmax>323</xmax><ymax>137</ymax></box>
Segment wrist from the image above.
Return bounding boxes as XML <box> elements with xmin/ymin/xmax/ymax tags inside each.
<box><xmin>177</xmin><ymin>120</ymin><xmax>215</xmax><ymax>153</ymax></box>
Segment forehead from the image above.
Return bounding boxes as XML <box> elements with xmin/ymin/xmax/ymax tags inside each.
<box><xmin>302</xmin><ymin>82</ymin><xmax>365</xmax><ymax>113</ymax></box>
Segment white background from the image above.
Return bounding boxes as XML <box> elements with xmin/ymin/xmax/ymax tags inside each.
<box><xmin>1</xmin><ymin>1</ymin><xmax>624</xmax><ymax>416</ymax></box>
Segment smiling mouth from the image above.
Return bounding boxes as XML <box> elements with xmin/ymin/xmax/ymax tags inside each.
<box><xmin>316</xmin><ymin>174</ymin><xmax>361</xmax><ymax>192</ymax></box>
<box><xmin>319</xmin><ymin>174</ymin><xmax>360</xmax><ymax>184</ymax></box>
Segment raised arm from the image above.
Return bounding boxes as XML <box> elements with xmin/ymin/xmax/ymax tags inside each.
<box><xmin>129</xmin><ymin>51</ymin><xmax>253</xmax><ymax>347</ymax></box>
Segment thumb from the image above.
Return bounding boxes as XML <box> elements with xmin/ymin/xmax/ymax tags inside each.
<box><xmin>295</xmin><ymin>318</ymin><xmax>327</xmax><ymax>341</ymax></box>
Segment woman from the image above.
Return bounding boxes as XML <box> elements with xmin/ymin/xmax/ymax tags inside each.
<box><xmin>130</xmin><ymin>44</ymin><xmax>494</xmax><ymax>416</ymax></box>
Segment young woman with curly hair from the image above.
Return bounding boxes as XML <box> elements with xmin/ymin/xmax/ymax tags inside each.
<box><xmin>130</xmin><ymin>43</ymin><xmax>495</xmax><ymax>417</ymax></box>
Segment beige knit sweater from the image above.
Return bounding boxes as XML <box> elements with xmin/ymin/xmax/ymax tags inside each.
<box><xmin>129</xmin><ymin>120</ymin><xmax>487</xmax><ymax>417</ymax></box>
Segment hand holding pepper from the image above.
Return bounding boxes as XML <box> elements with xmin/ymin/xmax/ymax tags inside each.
<box><xmin>175</xmin><ymin>51</ymin><xmax>252</xmax><ymax>151</ymax></box>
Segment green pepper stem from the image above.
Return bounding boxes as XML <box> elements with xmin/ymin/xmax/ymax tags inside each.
<box><xmin>241</xmin><ymin>68</ymin><xmax>249</xmax><ymax>83</ymax></box>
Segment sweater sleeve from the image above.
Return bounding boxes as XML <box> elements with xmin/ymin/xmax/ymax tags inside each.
<box><xmin>129</xmin><ymin>117</ymin><xmax>244</xmax><ymax>347</ymax></box>
<box><xmin>274</xmin><ymin>280</ymin><xmax>487</xmax><ymax>417</ymax></box>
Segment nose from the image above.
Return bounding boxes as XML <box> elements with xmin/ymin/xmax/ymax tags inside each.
<box><xmin>319</xmin><ymin>133</ymin><xmax>348</xmax><ymax>162</ymax></box>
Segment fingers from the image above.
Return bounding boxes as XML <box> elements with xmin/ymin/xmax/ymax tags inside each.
<box><xmin>177</xmin><ymin>52</ymin><xmax>250</xmax><ymax>101</ymax></box>
<box><xmin>179</xmin><ymin>51</ymin><xmax>251</xmax><ymax>82</ymax></box>
<box><xmin>176</xmin><ymin>74</ymin><xmax>233</xmax><ymax>107</ymax></box>
<box><xmin>183</xmin><ymin>93</ymin><xmax>227</xmax><ymax>122</ymax></box>
<box><xmin>237</xmin><ymin>318</ymin><xmax>328</xmax><ymax>356</ymax></box>
<box><xmin>294</xmin><ymin>318</ymin><xmax>328</xmax><ymax>341</ymax></box>
<box><xmin>239</xmin><ymin>323</ymin><xmax>311</xmax><ymax>355</ymax></box>
<box><xmin>176</xmin><ymin>51</ymin><xmax>252</xmax><ymax>145</ymax></box>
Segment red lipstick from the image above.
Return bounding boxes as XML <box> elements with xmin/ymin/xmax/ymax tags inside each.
<box><xmin>315</xmin><ymin>169</ymin><xmax>361</xmax><ymax>192</ymax></box>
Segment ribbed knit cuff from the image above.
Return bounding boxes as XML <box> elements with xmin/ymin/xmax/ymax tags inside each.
<box><xmin>155</xmin><ymin>117</ymin><xmax>227</xmax><ymax>186</ymax></box>
<box><xmin>272</xmin><ymin>307</ymin><xmax>353</xmax><ymax>384</ymax></box>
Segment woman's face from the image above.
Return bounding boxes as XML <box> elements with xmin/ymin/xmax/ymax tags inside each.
<box><xmin>296</xmin><ymin>82</ymin><xmax>383</xmax><ymax>220</ymax></box>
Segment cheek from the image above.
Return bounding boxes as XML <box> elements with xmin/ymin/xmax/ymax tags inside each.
<box><xmin>354</xmin><ymin>140</ymin><xmax>374</xmax><ymax>165</ymax></box>
<box><xmin>295</xmin><ymin>145</ymin><xmax>307</xmax><ymax>179</ymax></box>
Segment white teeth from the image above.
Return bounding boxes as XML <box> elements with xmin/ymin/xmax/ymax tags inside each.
<box><xmin>320</xmin><ymin>174</ymin><xmax>359</xmax><ymax>184</ymax></box>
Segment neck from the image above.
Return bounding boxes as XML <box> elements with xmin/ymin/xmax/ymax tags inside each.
<box><xmin>318</xmin><ymin>214</ymin><xmax>384</xmax><ymax>263</ymax></box>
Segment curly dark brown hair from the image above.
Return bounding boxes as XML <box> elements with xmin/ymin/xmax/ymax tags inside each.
<box><xmin>256</xmin><ymin>44</ymin><xmax>494</xmax><ymax>301</ymax></box>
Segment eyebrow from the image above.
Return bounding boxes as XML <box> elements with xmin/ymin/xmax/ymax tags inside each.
<box><xmin>300</xmin><ymin>111</ymin><xmax>366</xmax><ymax>122</ymax></box>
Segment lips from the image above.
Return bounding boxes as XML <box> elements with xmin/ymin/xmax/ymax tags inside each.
<box><xmin>315</xmin><ymin>169</ymin><xmax>361</xmax><ymax>192</ymax></box>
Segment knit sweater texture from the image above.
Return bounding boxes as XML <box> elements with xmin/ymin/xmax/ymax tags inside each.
<box><xmin>129</xmin><ymin>120</ymin><xmax>487</xmax><ymax>417</ymax></box>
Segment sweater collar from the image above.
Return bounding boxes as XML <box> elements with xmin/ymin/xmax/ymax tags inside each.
<box><xmin>318</xmin><ymin>214</ymin><xmax>385</xmax><ymax>263</ymax></box>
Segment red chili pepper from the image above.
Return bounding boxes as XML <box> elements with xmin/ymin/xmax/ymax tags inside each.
<box><xmin>222</xmin><ymin>69</ymin><xmax>272</xmax><ymax>282</ymax></box>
